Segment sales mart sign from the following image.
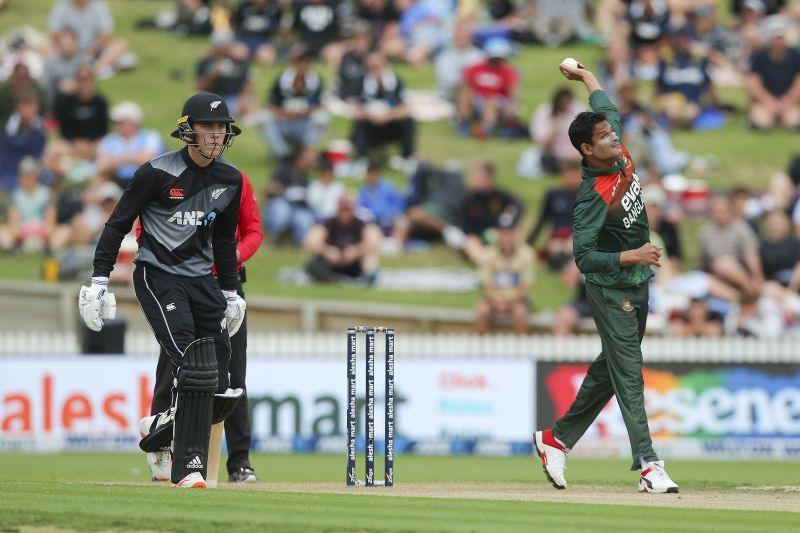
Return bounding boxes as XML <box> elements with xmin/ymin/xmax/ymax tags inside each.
<box><xmin>0</xmin><ymin>357</ymin><xmax>535</xmax><ymax>451</ymax></box>
<box><xmin>537</xmin><ymin>363</ymin><xmax>800</xmax><ymax>459</ymax></box>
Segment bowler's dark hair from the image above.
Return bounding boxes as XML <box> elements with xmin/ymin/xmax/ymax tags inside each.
<box><xmin>568</xmin><ymin>111</ymin><xmax>607</xmax><ymax>156</ymax></box>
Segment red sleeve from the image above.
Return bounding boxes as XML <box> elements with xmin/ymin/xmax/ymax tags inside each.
<box><xmin>236</xmin><ymin>172</ymin><xmax>263</xmax><ymax>266</ymax></box>
<box><xmin>506</xmin><ymin>66</ymin><xmax>519</xmax><ymax>91</ymax></box>
<box><xmin>463</xmin><ymin>64</ymin><xmax>477</xmax><ymax>87</ymax></box>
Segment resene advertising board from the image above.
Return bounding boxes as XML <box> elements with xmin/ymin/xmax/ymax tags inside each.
<box><xmin>537</xmin><ymin>363</ymin><xmax>800</xmax><ymax>459</ymax></box>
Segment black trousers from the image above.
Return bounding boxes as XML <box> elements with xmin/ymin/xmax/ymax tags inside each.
<box><xmin>150</xmin><ymin>277</ymin><xmax>253</xmax><ymax>473</ymax></box>
<box><xmin>133</xmin><ymin>264</ymin><xmax>230</xmax><ymax>393</ymax></box>
<box><xmin>352</xmin><ymin>117</ymin><xmax>416</xmax><ymax>159</ymax></box>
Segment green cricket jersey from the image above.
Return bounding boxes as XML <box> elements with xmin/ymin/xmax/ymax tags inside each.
<box><xmin>572</xmin><ymin>90</ymin><xmax>653</xmax><ymax>289</ymax></box>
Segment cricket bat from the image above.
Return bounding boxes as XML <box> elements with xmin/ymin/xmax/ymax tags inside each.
<box><xmin>206</xmin><ymin>422</ymin><xmax>224</xmax><ymax>488</ymax></box>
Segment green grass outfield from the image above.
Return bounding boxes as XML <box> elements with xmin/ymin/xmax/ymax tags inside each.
<box><xmin>0</xmin><ymin>453</ymin><xmax>798</xmax><ymax>532</ymax></box>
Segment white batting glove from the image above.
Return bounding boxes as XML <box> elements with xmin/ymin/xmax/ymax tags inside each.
<box><xmin>78</xmin><ymin>277</ymin><xmax>117</xmax><ymax>332</ymax></box>
<box><xmin>222</xmin><ymin>290</ymin><xmax>246</xmax><ymax>336</ymax></box>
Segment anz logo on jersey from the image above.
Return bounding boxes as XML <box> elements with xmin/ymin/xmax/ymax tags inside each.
<box><xmin>167</xmin><ymin>210</ymin><xmax>217</xmax><ymax>226</ymax></box>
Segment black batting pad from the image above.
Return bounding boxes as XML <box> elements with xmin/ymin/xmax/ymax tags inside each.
<box><xmin>170</xmin><ymin>337</ymin><xmax>218</xmax><ymax>483</ymax></box>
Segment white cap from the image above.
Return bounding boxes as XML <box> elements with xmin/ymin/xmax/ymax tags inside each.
<box><xmin>110</xmin><ymin>101</ymin><xmax>144</xmax><ymax>124</ymax></box>
<box><xmin>96</xmin><ymin>182</ymin><xmax>123</xmax><ymax>201</ymax></box>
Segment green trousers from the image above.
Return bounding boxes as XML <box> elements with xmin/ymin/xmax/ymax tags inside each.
<box><xmin>553</xmin><ymin>281</ymin><xmax>657</xmax><ymax>470</ymax></box>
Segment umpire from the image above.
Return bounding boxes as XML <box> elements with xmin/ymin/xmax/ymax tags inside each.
<box><xmin>148</xmin><ymin>172</ymin><xmax>262</xmax><ymax>483</ymax></box>
<box><xmin>80</xmin><ymin>91</ymin><xmax>248</xmax><ymax>488</ymax></box>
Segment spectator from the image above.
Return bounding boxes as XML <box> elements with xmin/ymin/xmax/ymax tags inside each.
<box><xmin>96</xmin><ymin>101</ymin><xmax>165</xmax><ymax>185</ymax></box>
<box><xmin>698</xmin><ymin>193</ymin><xmax>764</xmax><ymax>299</ymax></box>
<box><xmin>689</xmin><ymin>4</ymin><xmax>742</xmax><ymax>87</ymax></box>
<box><xmin>460</xmin><ymin>162</ymin><xmax>523</xmax><ymax>264</ymax></box>
<box><xmin>356</xmin><ymin>0</ymin><xmax>399</xmax><ymax>45</ymax></box>
<box><xmin>48</xmin><ymin>0</ymin><xmax>131</xmax><ymax>79</ymax></box>
<box><xmin>474</xmin><ymin>211</ymin><xmax>534</xmax><ymax>335</ymax></box>
<box><xmin>434</xmin><ymin>22</ymin><xmax>483</xmax><ymax>102</ymax></box>
<box><xmin>350</xmin><ymin>51</ymin><xmax>416</xmax><ymax>164</ymax></box>
<box><xmin>304</xmin><ymin>193</ymin><xmax>383</xmax><ymax>284</ymax></box>
<box><xmin>760</xmin><ymin>209</ymin><xmax>800</xmax><ymax>290</ymax></box>
<box><xmin>524</xmin><ymin>0</ymin><xmax>596</xmax><ymax>47</ymax></box>
<box><xmin>0</xmin><ymin>157</ymin><xmax>53</xmax><ymax>253</ymax></box>
<box><xmin>336</xmin><ymin>21</ymin><xmax>373</xmax><ymax>102</ymax></box>
<box><xmin>481</xmin><ymin>0</ymin><xmax>519</xmax><ymax>28</ymax></box>
<box><xmin>0</xmin><ymin>61</ymin><xmax>44</xmax><ymax>125</ymax></box>
<box><xmin>143</xmin><ymin>0</ymin><xmax>213</xmax><ymax>36</ymax></box>
<box><xmin>292</xmin><ymin>0</ymin><xmax>345</xmax><ymax>68</ymax></box>
<box><xmin>529</xmin><ymin>87</ymin><xmax>585</xmax><ymax>174</ymax></box>
<box><xmin>53</xmin><ymin>64</ymin><xmax>109</xmax><ymax>149</ymax></box>
<box><xmin>527</xmin><ymin>159</ymin><xmax>582</xmax><ymax>271</ymax></box>
<box><xmin>399</xmin><ymin>161</ymin><xmax>466</xmax><ymax>248</ymax></box>
<box><xmin>624</xmin><ymin>0</ymin><xmax>671</xmax><ymax>80</ymax></box>
<box><xmin>0</xmin><ymin>93</ymin><xmax>46</xmax><ymax>193</ymax></box>
<box><xmin>617</xmin><ymin>78</ymin><xmax>688</xmax><ymax>178</ymax></box>
<box><xmin>263</xmin><ymin>150</ymin><xmax>316</xmax><ymax>245</ymax></box>
<box><xmin>655</xmin><ymin>25</ymin><xmax>718</xmax><ymax>129</ymax></box>
<box><xmin>670</xmin><ymin>298</ymin><xmax>724</xmax><ymax>337</ymax></box>
<box><xmin>262</xmin><ymin>46</ymin><xmax>327</xmax><ymax>161</ymax></box>
<box><xmin>49</xmin><ymin>180</ymin><xmax>122</xmax><ymax>254</ymax></box>
<box><xmin>745</xmin><ymin>18</ymin><xmax>800</xmax><ymax>130</ymax></box>
<box><xmin>384</xmin><ymin>0</ymin><xmax>446</xmax><ymax>67</ymax></box>
<box><xmin>642</xmin><ymin>184</ymin><xmax>683</xmax><ymax>267</ymax></box>
<box><xmin>195</xmin><ymin>32</ymin><xmax>254</xmax><ymax>117</ymax></box>
<box><xmin>42</xmin><ymin>29</ymin><xmax>84</xmax><ymax>111</ymax></box>
<box><xmin>552</xmin><ymin>276</ymin><xmax>591</xmax><ymax>336</ymax></box>
<box><xmin>458</xmin><ymin>38</ymin><xmax>519</xmax><ymax>139</ymax></box>
<box><xmin>232</xmin><ymin>0</ymin><xmax>283</xmax><ymax>65</ymax></box>
<box><xmin>307</xmin><ymin>155</ymin><xmax>346</xmax><ymax>220</ymax></box>
<box><xmin>732</xmin><ymin>0</ymin><xmax>786</xmax><ymax>19</ymax></box>
<box><xmin>358</xmin><ymin>159</ymin><xmax>405</xmax><ymax>237</ymax></box>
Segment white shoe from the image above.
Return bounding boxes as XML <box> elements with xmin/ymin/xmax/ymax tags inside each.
<box><xmin>534</xmin><ymin>430</ymin><xmax>568</xmax><ymax>489</ymax></box>
<box><xmin>442</xmin><ymin>225</ymin><xmax>465</xmax><ymax>249</ymax></box>
<box><xmin>147</xmin><ymin>451</ymin><xmax>172</xmax><ymax>482</ymax></box>
<box><xmin>639</xmin><ymin>460</ymin><xmax>679</xmax><ymax>493</ymax></box>
<box><xmin>172</xmin><ymin>471</ymin><xmax>206</xmax><ymax>488</ymax></box>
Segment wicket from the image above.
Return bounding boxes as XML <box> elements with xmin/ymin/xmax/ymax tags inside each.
<box><xmin>347</xmin><ymin>326</ymin><xmax>394</xmax><ymax>487</ymax></box>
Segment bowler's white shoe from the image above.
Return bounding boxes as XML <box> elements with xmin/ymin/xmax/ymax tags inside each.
<box><xmin>147</xmin><ymin>451</ymin><xmax>172</xmax><ymax>482</ymax></box>
<box><xmin>639</xmin><ymin>461</ymin><xmax>679</xmax><ymax>493</ymax></box>
<box><xmin>172</xmin><ymin>471</ymin><xmax>206</xmax><ymax>488</ymax></box>
<box><xmin>534</xmin><ymin>429</ymin><xmax>568</xmax><ymax>489</ymax></box>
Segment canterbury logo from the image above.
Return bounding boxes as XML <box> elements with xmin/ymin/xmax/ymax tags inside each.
<box><xmin>211</xmin><ymin>187</ymin><xmax>227</xmax><ymax>200</ymax></box>
<box><xmin>169</xmin><ymin>188</ymin><xmax>184</xmax><ymax>199</ymax></box>
<box><xmin>187</xmin><ymin>456</ymin><xmax>203</xmax><ymax>469</ymax></box>
<box><xmin>210</xmin><ymin>100</ymin><xmax>222</xmax><ymax>110</ymax></box>
<box><xmin>168</xmin><ymin>210</ymin><xmax>205</xmax><ymax>226</ymax></box>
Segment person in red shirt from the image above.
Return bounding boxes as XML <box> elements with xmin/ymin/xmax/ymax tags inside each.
<box><xmin>146</xmin><ymin>172</ymin><xmax>264</xmax><ymax>484</ymax></box>
<box><xmin>457</xmin><ymin>37</ymin><xmax>520</xmax><ymax>139</ymax></box>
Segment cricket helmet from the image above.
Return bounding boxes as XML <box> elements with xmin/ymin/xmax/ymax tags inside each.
<box><xmin>171</xmin><ymin>92</ymin><xmax>241</xmax><ymax>157</ymax></box>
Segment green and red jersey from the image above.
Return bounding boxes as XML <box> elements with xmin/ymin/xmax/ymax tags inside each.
<box><xmin>572</xmin><ymin>90</ymin><xmax>652</xmax><ymax>289</ymax></box>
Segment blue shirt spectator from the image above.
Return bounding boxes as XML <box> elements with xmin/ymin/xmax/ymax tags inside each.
<box><xmin>358</xmin><ymin>163</ymin><xmax>404</xmax><ymax>232</ymax></box>
<box><xmin>0</xmin><ymin>95</ymin><xmax>46</xmax><ymax>192</ymax></box>
<box><xmin>96</xmin><ymin>101</ymin><xmax>164</xmax><ymax>182</ymax></box>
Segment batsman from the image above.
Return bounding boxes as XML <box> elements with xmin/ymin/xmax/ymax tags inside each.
<box><xmin>533</xmin><ymin>61</ymin><xmax>679</xmax><ymax>494</ymax></box>
<box><xmin>78</xmin><ymin>92</ymin><xmax>247</xmax><ymax>488</ymax></box>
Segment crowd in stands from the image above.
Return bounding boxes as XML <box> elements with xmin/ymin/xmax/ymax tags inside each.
<box><xmin>2</xmin><ymin>0</ymin><xmax>800</xmax><ymax>338</ymax></box>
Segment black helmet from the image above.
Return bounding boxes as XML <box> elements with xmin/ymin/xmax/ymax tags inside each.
<box><xmin>171</xmin><ymin>92</ymin><xmax>241</xmax><ymax>157</ymax></box>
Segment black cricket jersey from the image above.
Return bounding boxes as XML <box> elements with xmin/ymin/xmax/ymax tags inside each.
<box><xmin>92</xmin><ymin>147</ymin><xmax>242</xmax><ymax>290</ymax></box>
